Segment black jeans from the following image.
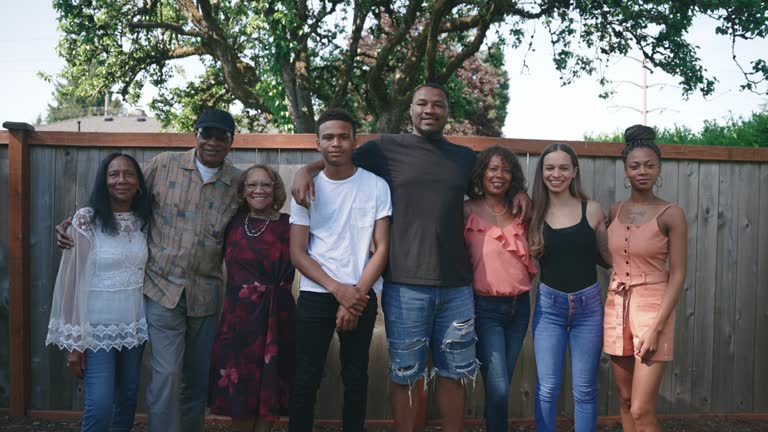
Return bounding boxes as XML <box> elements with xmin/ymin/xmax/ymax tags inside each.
<box><xmin>288</xmin><ymin>290</ymin><xmax>377</xmax><ymax>432</ymax></box>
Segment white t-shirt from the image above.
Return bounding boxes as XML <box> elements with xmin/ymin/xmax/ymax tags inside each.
<box><xmin>195</xmin><ymin>157</ymin><xmax>221</xmax><ymax>183</ymax></box>
<box><xmin>290</xmin><ymin>168</ymin><xmax>392</xmax><ymax>294</ymax></box>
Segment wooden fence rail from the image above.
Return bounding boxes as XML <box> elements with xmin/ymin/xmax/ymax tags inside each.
<box><xmin>1</xmin><ymin>127</ymin><xmax>767</xmax><ymax>422</ymax></box>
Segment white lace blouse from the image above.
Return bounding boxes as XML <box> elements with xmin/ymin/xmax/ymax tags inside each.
<box><xmin>46</xmin><ymin>208</ymin><xmax>149</xmax><ymax>352</ymax></box>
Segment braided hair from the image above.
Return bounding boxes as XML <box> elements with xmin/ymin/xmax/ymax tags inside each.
<box><xmin>621</xmin><ymin>124</ymin><xmax>661</xmax><ymax>164</ymax></box>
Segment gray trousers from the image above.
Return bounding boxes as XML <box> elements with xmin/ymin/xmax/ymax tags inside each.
<box><xmin>145</xmin><ymin>293</ymin><xmax>218</xmax><ymax>432</ymax></box>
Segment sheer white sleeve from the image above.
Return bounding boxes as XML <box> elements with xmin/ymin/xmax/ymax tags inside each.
<box><xmin>46</xmin><ymin>208</ymin><xmax>149</xmax><ymax>352</ymax></box>
<box><xmin>46</xmin><ymin>208</ymin><xmax>96</xmax><ymax>352</ymax></box>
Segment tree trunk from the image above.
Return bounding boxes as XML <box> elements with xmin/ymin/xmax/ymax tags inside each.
<box><xmin>376</xmin><ymin>104</ymin><xmax>410</xmax><ymax>133</ymax></box>
<box><xmin>278</xmin><ymin>56</ymin><xmax>316</xmax><ymax>133</ymax></box>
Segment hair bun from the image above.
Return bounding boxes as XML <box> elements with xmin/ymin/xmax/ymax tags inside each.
<box><xmin>624</xmin><ymin>124</ymin><xmax>656</xmax><ymax>144</ymax></box>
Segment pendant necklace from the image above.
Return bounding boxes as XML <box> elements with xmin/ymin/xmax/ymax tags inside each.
<box><xmin>245</xmin><ymin>211</ymin><xmax>274</xmax><ymax>237</ymax></box>
<box><xmin>483</xmin><ymin>198</ymin><xmax>508</xmax><ymax>216</ymax></box>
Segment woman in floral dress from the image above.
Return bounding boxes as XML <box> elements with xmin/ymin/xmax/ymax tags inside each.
<box><xmin>209</xmin><ymin>164</ymin><xmax>295</xmax><ymax>432</ymax></box>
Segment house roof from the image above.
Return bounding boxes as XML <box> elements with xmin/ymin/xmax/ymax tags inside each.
<box><xmin>36</xmin><ymin>114</ymin><xmax>172</xmax><ymax>133</ymax></box>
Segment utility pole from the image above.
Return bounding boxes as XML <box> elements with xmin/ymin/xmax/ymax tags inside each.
<box><xmin>609</xmin><ymin>56</ymin><xmax>678</xmax><ymax>123</ymax></box>
<box><xmin>641</xmin><ymin>57</ymin><xmax>648</xmax><ymax>125</ymax></box>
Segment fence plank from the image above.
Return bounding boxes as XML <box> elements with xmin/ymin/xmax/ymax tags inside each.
<box><xmin>0</xmin><ymin>145</ymin><xmax>9</xmax><ymax>409</ymax></box>
<box><xmin>518</xmin><ymin>154</ymin><xmax>540</xmax><ymax>418</ymax></box>
<box><xmin>670</xmin><ymin>160</ymin><xmax>699</xmax><ymax>413</ymax></box>
<box><xmin>711</xmin><ymin>163</ymin><xmax>738</xmax><ymax>412</ymax></box>
<box><xmin>656</xmin><ymin>161</ymin><xmax>679</xmax><ymax>415</ymax></box>
<box><xmin>604</xmin><ymin>159</ymin><xmax>626</xmax><ymax>417</ymax></box>
<box><xmin>732</xmin><ymin>163</ymin><xmax>759</xmax><ymax>411</ymax></box>
<box><xmin>690</xmin><ymin>162</ymin><xmax>719</xmax><ymax>412</ymax></box>
<box><xmin>75</xmin><ymin>149</ymin><xmax>102</xmax><ymax>210</ymax></box>
<box><xmin>504</xmin><ymin>138</ymin><xmax>538</xmax><ymax>419</ymax></box>
<box><xmin>48</xmin><ymin>147</ymin><xmax>79</xmax><ymax>410</ymax></box>
<box><xmin>754</xmin><ymin>164</ymin><xmax>768</xmax><ymax>412</ymax></box>
<box><xmin>275</xmin><ymin>150</ymin><xmax>303</xmax><ymax>214</ymax></box>
<box><xmin>29</xmin><ymin>147</ymin><xmax>57</xmax><ymax>409</ymax></box>
<box><xmin>230</xmin><ymin>148</ymin><xmax>260</xmax><ymax>166</ymax></box>
<box><xmin>579</xmin><ymin>157</ymin><xmax>595</xmax><ymax>197</ymax></box>
<box><xmin>591</xmin><ymin>158</ymin><xmax>615</xmax><ymax>210</ymax></box>
<box><xmin>613</xmin><ymin>159</ymin><xmax>630</xmax><ymax>204</ymax></box>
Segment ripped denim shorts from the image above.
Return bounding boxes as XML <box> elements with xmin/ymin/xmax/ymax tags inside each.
<box><xmin>382</xmin><ymin>282</ymin><xmax>478</xmax><ymax>386</ymax></box>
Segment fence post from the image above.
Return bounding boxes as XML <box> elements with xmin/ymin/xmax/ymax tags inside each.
<box><xmin>3</xmin><ymin>122</ymin><xmax>32</xmax><ymax>416</ymax></box>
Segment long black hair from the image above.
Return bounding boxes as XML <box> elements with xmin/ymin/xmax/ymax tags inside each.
<box><xmin>88</xmin><ymin>153</ymin><xmax>152</xmax><ymax>235</ymax></box>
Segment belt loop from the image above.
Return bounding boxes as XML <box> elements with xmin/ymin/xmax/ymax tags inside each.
<box><xmin>641</xmin><ymin>273</ymin><xmax>647</xmax><ymax>283</ymax></box>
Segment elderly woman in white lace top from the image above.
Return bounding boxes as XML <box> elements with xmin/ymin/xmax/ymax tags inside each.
<box><xmin>46</xmin><ymin>153</ymin><xmax>152</xmax><ymax>432</ymax></box>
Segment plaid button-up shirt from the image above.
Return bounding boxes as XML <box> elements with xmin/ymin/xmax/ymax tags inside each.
<box><xmin>142</xmin><ymin>148</ymin><xmax>241</xmax><ymax>316</ymax></box>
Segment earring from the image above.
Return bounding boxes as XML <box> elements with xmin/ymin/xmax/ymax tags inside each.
<box><xmin>624</xmin><ymin>177</ymin><xmax>630</xmax><ymax>189</ymax></box>
<box><xmin>136</xmin><ymin>187</ymin><xmax>144</xmax><ymax>197</ymax></box>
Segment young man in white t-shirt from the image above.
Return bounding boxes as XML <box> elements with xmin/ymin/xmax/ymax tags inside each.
<box><xmin>288</xmin><ymin>108</ymin><xmax>392</xmax><ymax>432</ymax></box>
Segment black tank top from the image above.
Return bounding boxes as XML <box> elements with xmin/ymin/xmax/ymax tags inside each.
<box><xmin>539</xmin><ymin>201</ymin><xmax>598</xmax><ymax>293</ymax></box>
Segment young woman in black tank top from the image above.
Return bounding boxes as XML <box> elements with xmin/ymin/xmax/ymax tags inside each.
<box><xmin>528</xmin><ymin>143</ymin><xmax>611</xmax><ymax>432</ymax></box>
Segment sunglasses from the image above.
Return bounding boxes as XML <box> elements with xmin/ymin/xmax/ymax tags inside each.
<box><xmin>197</xmin><ymin>128</ymin><xmax>232</xmax><ymax>142</ymax></box>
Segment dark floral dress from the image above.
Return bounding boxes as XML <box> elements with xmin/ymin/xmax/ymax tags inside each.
<box><xmin>208</xmin><ymin>212</ymin><xmax>296</xmax><ymax>420</ymax></box>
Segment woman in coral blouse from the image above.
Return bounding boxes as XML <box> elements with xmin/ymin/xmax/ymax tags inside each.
<box><xmin>464</xmin><ymin>146</ymin><xmax>537</xmax><ymax>432</ymax></box>
<box><xmin>604</xmin><ymin>125</ymin><xmax>687</xmax><ymax>432</ymax></box>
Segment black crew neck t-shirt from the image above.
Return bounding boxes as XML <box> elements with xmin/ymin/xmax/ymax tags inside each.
<box><xmin>352</xmin><ymin>133</ymin><xmax>476</xmax><ymax>287</ymax></box>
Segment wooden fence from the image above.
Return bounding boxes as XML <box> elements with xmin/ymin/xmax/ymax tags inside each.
<box><xmin>1</xmin><ymin>126</ymin><xmax>767</xmax><ymax>423</ymax></box>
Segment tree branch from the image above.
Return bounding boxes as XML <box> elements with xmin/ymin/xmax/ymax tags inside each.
<box><xmin>368</xmin><ymin>0</ymin><xmax>422</xmax><ymax>110</ymax></box>
<box><xmin>424</xmin><ymin>0</ymin><xmax>453</xmax><ymax>82</ymax></box>
<box><xmin>167</xmin><ymin>46</ymin><xmax>205</xmax><ymax>58</ymax></box>
<box><xmin>439</xmin><ymin>15</ymin><xmax>481</xmax><ymax>33</ymax></box>
<box><xmin>175</xmin><ymin>0</ymin><xmax>274</xmax><ymax>115</ymax></box>
<box><xmin>332</xmin><ymin>0</ymin><xmax>369</xmax><ymax>107</ymax></box>
<box><xmin>175</xmin><ymin>0</ymin><xmax>208</xmax><ymax>32</ymax></box>
<box><xmin>436</xmin><ymin>2</ymin><xmax>496</xmax><ymax>83</ymax></box>
<box><xmin>128</xmin><ymin>21</ymin><xmax>202</xmax><ymax>37</ymax></box>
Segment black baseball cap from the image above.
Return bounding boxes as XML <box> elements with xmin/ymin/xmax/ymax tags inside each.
<box><xmin>195</xmin><ymin>108</ymin><xmax>236</xmax><ymax>133</ymax></box>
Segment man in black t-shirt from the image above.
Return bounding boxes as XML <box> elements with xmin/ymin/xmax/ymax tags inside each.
<box><xmin>292</xmin><ymin>84</ymin><xmax>530</xmax><ymax>432</ymax></box>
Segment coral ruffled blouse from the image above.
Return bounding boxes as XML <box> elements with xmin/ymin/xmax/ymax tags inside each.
<box><xmin>464</xmin><ymin>212</ymin><xmax>537</xmax><ymax>297</ymax></box>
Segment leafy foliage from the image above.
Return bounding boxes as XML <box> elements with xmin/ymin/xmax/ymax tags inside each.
<box><xmin>52</xmin><ymin>0</ymin><xmax>768</xmax><ymax>134</ymax></box>
<box><xmin>584</xmin><ymin>111</ymin><xmax>768</xmax><ymax>148</ymax></box>
<box><xmin>44</xmin><ymin>74</ymin><xmax>124</xmax><ymax>123</ymax></box>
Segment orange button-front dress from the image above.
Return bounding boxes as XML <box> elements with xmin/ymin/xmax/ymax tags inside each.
<box><xmin>603</xmin><ymin>202</ymin><xmax>675</xmax><ymax>361</ymax></box>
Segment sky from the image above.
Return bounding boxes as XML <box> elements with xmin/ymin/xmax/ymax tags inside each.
<box><xmin>1</xmin><ymin>0</ymin><xmax>766</xmax><ymax>140</ymax></box>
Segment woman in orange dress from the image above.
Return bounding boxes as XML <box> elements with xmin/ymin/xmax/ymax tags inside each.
<box><xmin>604</xmin><ymin>125</ymin><xmax>688</xmax><ymax>432</ymax></box>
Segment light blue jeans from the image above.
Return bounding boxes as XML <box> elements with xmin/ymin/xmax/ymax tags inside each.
<box><xmin>533</xmin><ymin>282</ymin><xmax>603</xmax><ymax>432</ymax></box>
<box><xmin>382</xmin><ymin>283</ymin><xmax>478</xmax><ymax>385</ymax></box>
<box><xmin>82</xmin><ymin>344</ymin><xmax>145</xmax><ymax>432</ymax></box>
<box><xmin>474</xmin><ymin>293</ymin><xmax>530</xmax><ymax>432</ymax></box>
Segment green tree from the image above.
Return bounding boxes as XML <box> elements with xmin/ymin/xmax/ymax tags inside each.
<box><xmin>53</xmin><ymin>0</ymin><xmax>768</xmax><ymax>134</ymax></box>
<box><xmin>45</xmin><ymin>75</ymin><xmax>124</xmax><ymax>123</ymax></box>
<box><xmin>584</xmin><ymin>111</ymin><xmax>768</xmax><ymax>148</ymax></box>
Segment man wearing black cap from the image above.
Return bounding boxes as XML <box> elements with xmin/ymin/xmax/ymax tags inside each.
<box><xmin>57</xmin><ymin>108</ymin><xmax>241</xmax><ymax>432</ymax></box>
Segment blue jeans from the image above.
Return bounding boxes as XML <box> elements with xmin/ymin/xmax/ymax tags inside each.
<box><xmin>82</xmin><ymin>344</ymin><xmax>145</xmax><ymax>432</ymax></box>
<box><xmin>474</xmin><ymin>293</ymin><xmax>530</xmax><ymax>432</ymax></box>
<box><xmin>533</xmin><ymin>282</ymin><xmax>603</xmax><ymax>432</ymax></box>
<box><xmin>382</xmin><ymin>283</ymin><xmax>478</xmax><ymax>385</ymax></box>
